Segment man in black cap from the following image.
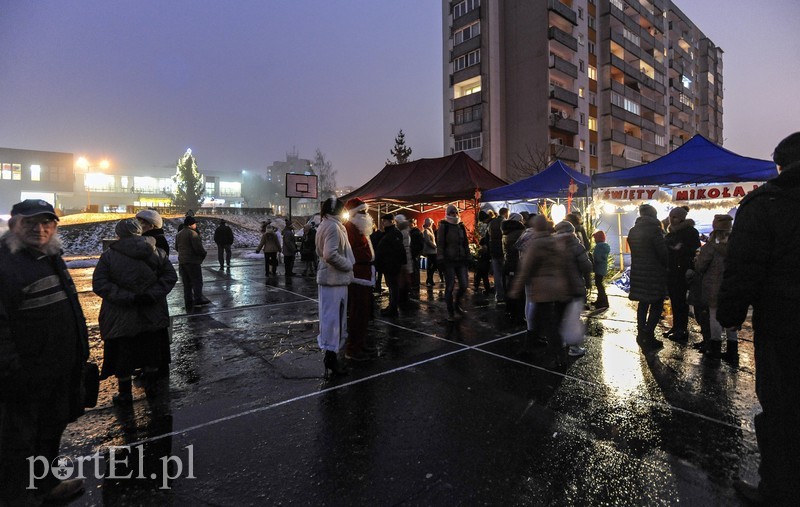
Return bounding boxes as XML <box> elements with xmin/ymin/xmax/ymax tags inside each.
<box><xmin>0</xmin><ymin>199</ymin><xmax>89</xmax><ymax>504</ymax></box>
<box><xmin>213</xmin><ymin>219</ymin><xmax>234</xmax><ymax>269</ymax></box>
<box><xmin>175</xmin><ymin>216</ymin><xmax>210</xmax><ymax>310</ymax></box>
<box><xmin>718</xmin><ymin>132</ymin><xmax>800</xmax><ymax>505</ymax></box>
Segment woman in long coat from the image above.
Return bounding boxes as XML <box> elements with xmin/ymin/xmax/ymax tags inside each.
<box><xmin>626</xmin><ymin>204</ymin><xmax>668</xmax><ymax>349</ymax></box>
<box><xmin>316</xmin><ymin>198</ymin><xmax>355</xmax><ymax>377</ymax></box>
<box><xmin>93</xmin><ymin>219</ymin><xmax>177</xmax><ymax>404</ymax></box>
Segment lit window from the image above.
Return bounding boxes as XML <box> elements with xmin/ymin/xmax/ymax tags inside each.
<box><xmin>30</xmin><ymin>165</ymin><xmax>41</xmax><ymax>182</ymax></box>
<box><xmin>580</xmin><ymin>140</ymin><xmax>586</xmax><ymax>151</ymax></box>
<box><xmin>578</xmin><ymin>87</ymin><xmax>584</xmax><ymax>98</ymax></box>
<box><xmin>588</xmin><ymin>117</ymin><xmax>597</xmax><ymax>131</ymax></box>
<box><xmin>12</xmin><ymin>164</ymin><xmax>21</xmax><ymax>181</ymax></box>
<box><xmin>588</xmin><ymin>65</ymin><xmax>597</xmax><ymax>80</ymax></box>
<box><xmin>455</xmin><ymin>77</ymin><xmax>482</xmax><ymax>98</ymax></box>
<box><xmin>1</xmin><ymin>163</ymin><xmax>11</xmax><ymax>180</ymax></box>
<box><xmin>219</xmin><ymin>181</ymin><xmax>241</xmax><ymax>197</ymax></box>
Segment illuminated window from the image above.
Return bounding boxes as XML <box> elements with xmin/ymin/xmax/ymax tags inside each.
<box><xmin>1</xmin><ymin>163</ymin><xmax>11</xmax><ymax>180</ymax></box>
<box><xmin>580</xmin><ymin>139</ymin><xmax>586</xmax><ymax>151</ymax></box>
<box><xmin>205</xmin><ymin>182</ymin><xmax>215</xmax><ymax>196</ymax></box>
<box><xmin>11</xmin><ymin>164</ymin><xmax>21</xmax><ymax>180</ymax></box>
<box><xmin>454</xmin><ymin>77</ymin><xmax>482</xmax><ymax>98</ymax></box>
<box><xmin>588</xmin><ymin>65</ymin><xmax>597</xmax><ymax>81</ymax></box>
<box><xmin>219</xmin><ymin>181</ymin><xmax>241</xmax><ymax>197</ymax></box>
<box><xmin>85</xmin><ymin>173</ymin><xmax>115</xmax><ymax>192</ymax></box>
<box><xmin>588</xmin><ymin>117</ymin><xmax>597</xmax><ymax>131</ymax></box>
<box><xmin>30</xmin><ymin>165</ymin><xmax>41</xmax><ymax>182</ymax></box>
<box><xmin>578</xmin><ymin>87</ymin><xmax>584</xmax><ymax>98</ymax></box>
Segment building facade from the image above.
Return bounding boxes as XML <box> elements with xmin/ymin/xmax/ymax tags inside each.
<box><xmin>0</xmin><ymin>147</ymin><xmax>244</xmax><ymax>214</ymax></box>
<box><xmin>442</xmin><ymin>0</ymin><xmax>723</xmax><ymax>181</ymax></box>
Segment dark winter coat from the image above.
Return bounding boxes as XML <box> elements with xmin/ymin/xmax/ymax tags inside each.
<box><xmin>143</xmin><ymin>227</ymin><xmax>169</xmax><ymax>255</ymax></box>
<box><xmin>214</xmin><ymin>223</ymin><xmax>234</xmax><ymax>246</ymax></box>
<box><xmin>627</xmin><ymin>215</ymin><xmax>668</xmax><ymax>302</ymax></box>
<box><xmin>282</xmin><ymin>229</ymin><xmax>298</xmax><ymax>256</ymax></box>
<box><xmin>510</xmin><ymin>231</ymin><xmax>571</xmax><ymax>303</ymax></box>
<box><xmin>175</xmin><ymin>226</ymin><xmax>207</xmax><ymax>264</ymax></box>
<box><xmin>694</xmin><ymin>236</ymin><xmax>728</xmax><ymax>307</ymax></box>
<box><xmin>436</xmin><ymin>219</ymin><xmax>470</xmax><ymax>264</ymax></box>
<box><xmin>0</xmin><ymin>234</ymin><xmax>89</xmax><ymax>407</ymax></box>
<box><xmin>665</xmin><ymin>219</ymin><xmax>700</xmax><ymax>275</ymax></box>
<box><xmin>501</xmin><ymin>219</ymin><xmax>525</xmax><ymax>275</ymax></box>
<box><xmin>301</xmin><ymin>226</ymin><xmax>317</xmax><ymax>262</ymax></box>
<box><xmin>718</xmin><ymin>162</ymin><xmax>800</xmax><ymax>337</ymax></box>
<box><xmin>593</xmin><ymin>241</ymin><xmax>611</xmax><ymax>277</ymax></box>
<box><xmin>488</xmin><ymin>215</ymin><xmax>505</xmax><ymax>259</ymax></box>
<box><xmin>556</xmin><ymin>231</ymin><xmax>593</xmax><ymax>298</ymax></box>
<box><xmin>410</xmin><ymin>227</ymin><xmax>424</xmax><ymax>258</ymax></box>
<box><xmin>93</xmin><ymin>236</ymin><xmax>177</xmax><ymax>341</ymax></box>
<box><xmin>375</xmin><ymin>224</ymin><xmax>406</xmax><ymax>275</ymax></box>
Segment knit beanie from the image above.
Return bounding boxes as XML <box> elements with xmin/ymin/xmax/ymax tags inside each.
<box><xmin>773</xmin><ymin>132</ymin><xmax>800</xmax><ymax>168</ymax></box>
<box><xmin>116</xmin><ymin>218</ymin><xmax>142</xmax><ymax>238</ymax></box>
<box><xmin>639</xmin><ymin>204</ymin><xmax>657</xmax><ymax>218</ymax></box>
<box><xmin>446</xmin><ymin>205</ymin><xmax>459</xmax><ymax>216</ymax></box>
<box><xmin>135</xmin><ymin>209</ymin><xmax>163</xmax><ymax>229</ymax></box>
<box><xmin>712</xmin><ymin>214</ymin><xmax>733</xmax><ymax>232</ymax></box>
<box><xmin>669</xmin><ymin>206</ymin><xmax>689</xmax><ymax>221</ymax></box>
<box><xmin>592</xmin><ymin>230</ymin><xmax>606</xmax><ymax>243</ymax></box>
<box><xmin>554</xmin><ymin>221</ymin><xmax>575</xmax><ymax>234</ymax></box>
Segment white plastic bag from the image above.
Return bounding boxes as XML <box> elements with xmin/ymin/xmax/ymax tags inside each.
<box><xmin>560</xmin><ymin>298</ymin><xmax>586</xmax><ymax>346</ymax></box>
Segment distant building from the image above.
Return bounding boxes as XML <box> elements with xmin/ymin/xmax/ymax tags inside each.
<box><xmin>442</xmin><ymin>0</ymin><xmax>724</xmax><ymax>181</ymax></box>
<box><xmin>0</xmin><ymin>148</ymin><xmax>74</xmax><ymax>214</ymax></box>
<box><xmin>0</xmin><ymin>147</ymin><xmax>244</xmax><ymax>214</ymax></box>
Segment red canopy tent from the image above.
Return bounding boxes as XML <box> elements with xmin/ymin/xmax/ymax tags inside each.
<box><xmin>340</xmin><ymin>152</ymin><xmax>507</xmax><ymax>235</ymax></box>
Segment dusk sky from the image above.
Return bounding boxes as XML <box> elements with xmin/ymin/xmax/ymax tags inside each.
<box><xmin>1</xmin><ymin>1</ymin><xmax>798</xmax><ymax>188</ymax></box>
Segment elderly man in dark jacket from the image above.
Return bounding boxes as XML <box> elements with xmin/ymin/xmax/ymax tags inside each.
<box><xmin>175</xmin><ymin>216</ymin><xmax>210</xmax><ymax>310</ymax></box>
<box><xmin>717</xmin><ymin>132</ymin><xmax>800</xmax><ymax>505</ymax></box>
<box><xmin>0</xmin><ymin>200</ymin><xmax>89</xmax><ymax>504</ymax></box>
<box><xmin>627</xmin><ymin>204</ymin><xmax>668</xmax><ymax>350</ymax></box>
<box><xmin>375</xmin><ymin>214</ymin><xmax>406</xmax><ymax>317</ymax></box>
<box><xmin>213</xmin><ymin>219</ymin><xmax>234</xmax><ymax>269</ymax></box>
<box><xmin>664</xmin><ymin>206</ymin><xmax>700</xmax><ymax>341</ymax></box>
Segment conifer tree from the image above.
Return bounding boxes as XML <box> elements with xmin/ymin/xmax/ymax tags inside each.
<box><xmin>387</xmin><ymin>129</ymin><xmax>413</xmax><ymax>165</ymax></box>
<box><xmin>167</xmin><ymin>149</ymin><xmax>205</xmax><ymax>210</ymax></box>
<box><xmin>313</xmin><ymin>149</ymin><xmax>338</xmax><ymax>200</ymax></box>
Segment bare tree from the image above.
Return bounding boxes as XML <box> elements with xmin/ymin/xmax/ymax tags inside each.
<box><xmin>313</xmin><ymin>148</ymin><xmax>338</xmax><ymax>200</ymax></box>
<box><xmin>507</xmin><ymin>143</ymin><xmax>570</xmax><ymax>181</ymax></box>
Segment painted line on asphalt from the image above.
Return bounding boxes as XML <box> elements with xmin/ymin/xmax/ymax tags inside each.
<box><xmin>78</xmin><ymin>347</ymin><xmax>470</xmax><ymax>456</ymax></box>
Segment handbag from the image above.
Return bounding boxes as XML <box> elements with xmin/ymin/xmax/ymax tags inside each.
<box><xmin>83</xmin><ymin>362</ymin><xmax>100</xmax><ymax>408</ymax></box>
<box><xmin>560</xmin><ymin>299</ymin><xmax>586</xmax><ymax>346</ymax></box>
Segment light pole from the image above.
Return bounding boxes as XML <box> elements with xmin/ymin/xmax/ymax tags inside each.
<box><xmin>76</xmin><ymin>157</ymin><xmax>109</xmax><ymax>212</ymax></box>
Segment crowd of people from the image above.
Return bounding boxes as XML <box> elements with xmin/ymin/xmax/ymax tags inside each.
<box><xmin>2</xmin><ymin>132</ymin><xmax>799</xmax><ymax>505</ymax></box>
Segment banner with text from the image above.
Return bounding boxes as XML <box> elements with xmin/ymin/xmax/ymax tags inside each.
<box><xmin>672</xmin><ymin>182</ymin><xmax>762</xmax><ymax>202</ymax></box>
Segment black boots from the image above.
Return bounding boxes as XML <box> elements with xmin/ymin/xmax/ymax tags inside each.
<box><xmin>705</xmin><ymin>340</ymin><xmax>722</xmax><ymax>359</ymax></box>
<box><xmin>724</xmin><ymin>340</ymin><xmax>739</xmax><ymax>362</ymax></box>
<box><xmin>323</xmin><ymin>351</ymin><xmax>348</xmax><ymax>379</ymax></box>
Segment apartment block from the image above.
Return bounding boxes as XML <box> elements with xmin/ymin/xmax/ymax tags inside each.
<box><xmin>442</xmin><ymin>0</ymin><xmax>723</xmax><ymax>181</ymax></box>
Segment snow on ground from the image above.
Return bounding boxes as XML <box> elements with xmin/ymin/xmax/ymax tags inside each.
<box><xmin>56</xmin><ymin>213</ymin><xmax>308</xmax><ymax>258</ymax></box>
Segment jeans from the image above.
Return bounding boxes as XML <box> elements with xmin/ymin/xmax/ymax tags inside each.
<box><xmin>443</xmin><ymin>261</ymin><xmax>469</xmax><ymax>314</ymax></box>
<box><xmin>491</xmin><ymin>257</ymin><xmax>506</xmax><ymax>301</ymax></box>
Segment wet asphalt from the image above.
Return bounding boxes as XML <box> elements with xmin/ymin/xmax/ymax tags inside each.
<box><xmin>58</xmin><ymin>250</ymin><xmax>759</xmax><ymax>506</ymax></box>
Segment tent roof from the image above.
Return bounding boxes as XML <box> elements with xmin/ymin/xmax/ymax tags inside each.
<box><xmin>340</xmin><ymin>152</ymin><xmax>507</xmax><ymax>204</ymax></box>
<box><xmin>481</xmin><ymin>160</ymin><xmax>590</xmax><ymax>201</ymax></box>
<box><xmin>592</xmin><ymin>134</ymin><xmax>777</xmax><ymax>187</ymax></box>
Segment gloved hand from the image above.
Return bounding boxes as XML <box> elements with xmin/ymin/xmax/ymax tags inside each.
<box><xmin>133</xmin><ymin>293</ymin><xmax>157</xmax><ymax>305</ymax></box>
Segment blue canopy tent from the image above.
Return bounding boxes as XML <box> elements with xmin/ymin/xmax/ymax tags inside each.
<box><xmin>591</xmin><ymin>134</ymin><xmax>777</xmax><ymax>188</ymax></box>
<box><xmin>481</xmin><ymin>160</ymin><xmax>591</xmax><ymax>201</ymax></box>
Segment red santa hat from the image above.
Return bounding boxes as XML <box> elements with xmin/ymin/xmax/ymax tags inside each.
<box><xmin>345</xmin><ymin>197</ymin><xmax>368</xmax><ymax>216</ymax></box>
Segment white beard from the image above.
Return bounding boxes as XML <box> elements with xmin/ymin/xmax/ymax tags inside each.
<box><xmin>349</xmin><ymin>213</ymin><xmax>374</xmax><ymax>236</ymax></box>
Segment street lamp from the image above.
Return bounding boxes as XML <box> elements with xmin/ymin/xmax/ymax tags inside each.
<box><xmin>76</xmin><ymin>157</ymin><xmax>110</xmax><ymax>212</ymax></box>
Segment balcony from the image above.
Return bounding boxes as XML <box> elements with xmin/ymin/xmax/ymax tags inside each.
<box><xmin>451</xmin><ymin>91</ymin><xmax>482</xmax><ymax>111</ymax></box>
<box><xmin>549</xmin><ymin>54</ymin><xmax>578</xmax><ymax>79</ymax></box>
<box><xmin>550</xmin><ymin>115</ymin><xmax>579</xmax><ymax>135</ymax></box>
<box><xmin>550</xmin><ymin>143</ymin><xmax>580</xmax><ymax>162</ymax></box>
<box><xmin>549</xmin><ymin>85</ymin><xmax>579</xmax><ymax>107</ymax></box>
<box><xmin>548</xmin><ymin>0</ymin><xmax>577</xmax><ymax>26</ymax></box>
<box><xmin>548</xmin><ymin>26</ymin><xmax>578</xmax><ymax>52</ymax></box>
